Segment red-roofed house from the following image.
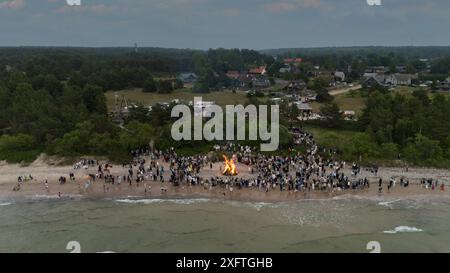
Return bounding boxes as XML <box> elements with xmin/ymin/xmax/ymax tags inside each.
<box><xmin>249</xmin><ymin>65</ymin><xmax>267</xmax><ymax>75</ymax></box>
<box><xmin>284</xmin><ymin>58</ymin><xmax>303</xmax><ymax>65</ymax></box>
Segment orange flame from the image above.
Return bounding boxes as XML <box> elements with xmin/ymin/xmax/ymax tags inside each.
<box><xmin>223</xmin><ymin>155</ymin><xmax>238</xmax><ymax>176</ymax></box>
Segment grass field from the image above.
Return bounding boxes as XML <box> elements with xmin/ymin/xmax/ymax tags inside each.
<box><xmin>310</xmin><ymin>87</ymin><xmax>449</xmax><ymax>117</ymax></box>
<box><xmin>311</xmin><ymin>90</ymin><xmax>367</xmax><ymax>116</ymax></box>
<box><xmin>388</xmin><ymin>86</ymin><xmax>450</xmax><ymax>101</ymax></box>
<box><xmin>333</xmin><ymin>91</ymin><xmax>367</xmax><ymax>114</ymax></box>
<box><xmin>106</xmin><ymin>87</ymin><xmax>448</xmax><ymax>115</ymax></box>
<box><xmin>305</xmin><ymin>126</ymin><xmax>357</xmax><ymax>143</ymax></box>
<box><xmin>105</xmin><ymin>88</ymin><xmax>250</xmax><ymax>110</ymax></box>
<box><xmin>391</xmin><ymin>85</ymin><xmax>426</xmax><ymax>94</ymax></box>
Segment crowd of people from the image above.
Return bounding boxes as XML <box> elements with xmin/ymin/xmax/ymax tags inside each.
<box><xmin>73</xmin><ymin>127</ymin><xmax>445</xmax><ymax>196</ymax></box>
<box><xmin>73</xmin><ymin>159</ymin><xmax>98</xmax><ymax>170</ymax></box>
<box><xmin>421</xmin><ymin>178</ymin><xmax>445</xmax><ymax>191</ymax></box>
<box><xmin>10</xmin><ymin>127</ymin><xmax>446</xmax><ymax>196</ymax></box>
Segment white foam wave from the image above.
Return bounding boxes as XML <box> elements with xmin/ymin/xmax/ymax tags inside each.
<box><xmin>30</xmin><ymin>194</ymin><xmax>83</xmax><ymax>200</ymax></box>
<box><xmin>0</xmin><ymin>202</ymin><xmax>12</xmax><ymax>206</ymax></box>
<box><xmin>378</xmin><ymin>199</ymin><xmax>401</xmax><ymax>208</ymax></box>
<box><xmin>115</xmin><ymin>198</ymin><xmax>285</xmax><ymax>210</ymax></box>
<box><xmin>250</xmin><ymin>202</ymin><xmax>273</xmax><ymax>211</ymax></box>
<box><xmin>332</xmin><ymin>194</ymin><xmax>385</xmax><ymax>202</ymax></box>
<box><xmin>115</xmin><ymin>198</ymin><xmax>211</xmax><ymax>205</ymax></box>
<box><xmin>383</xmin><ymin>226</ymin><xmax>424</xmax><ymax>234</ymax></box>
<box><xmin>238</xmin><ymin>201</ymin><xmax>282</xmax><ymax>211</ymax></box>
<box><xmin>31</xmin><ymin>195</ymin><xmax>60</xmax><ymax>200</ymax></box>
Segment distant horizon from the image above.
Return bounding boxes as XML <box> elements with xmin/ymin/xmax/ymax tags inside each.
<box><xmin>1</xmin><ymin>0</ymin><xmax>450</xmax><ymax>49</ymax></box>
<box><xmin>2</xmin><ymin>45</ymin><xmax>450</xmax><ymax>51</ymax></box>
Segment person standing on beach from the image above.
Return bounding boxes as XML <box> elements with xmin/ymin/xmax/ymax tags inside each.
<box><xmin>388</xmin><ymin>179</ymin><xmax>393</xmax><ymax>191</ymax></box>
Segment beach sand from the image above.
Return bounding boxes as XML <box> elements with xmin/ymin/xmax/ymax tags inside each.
<box><xmin>1</xmin><ymin>156</ymin><xmax>449</xmax><ymax>202</ymax></box>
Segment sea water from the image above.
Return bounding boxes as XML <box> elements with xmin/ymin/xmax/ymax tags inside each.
<box><xmin>1</xmin><ymin>195</ymin><xmax>450</xmax><ymax>253</ymax></box>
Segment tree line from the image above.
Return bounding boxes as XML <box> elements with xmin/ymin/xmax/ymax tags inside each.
<box><xmin>317</xmin><ymin>89</ymin><xmax>450</xmax><ymax>168</ymax></box>
<box><xmin>1</xmin><ymin>47</ymin><xmax>450</xmax><ymax>168</ymax></box>
<box><xmin>0</xmin><ymin>48</ymin><xmax>280</xmax><ymax>163</ymax></box>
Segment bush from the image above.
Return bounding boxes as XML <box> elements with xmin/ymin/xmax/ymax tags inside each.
<box><xmin>404</xmin><ymin>134</ymin><xmax>443</xmax><ymax>166</ymax></box>
<box><xmin>342</xmin><ymin>133</ymin><xmax>380</xmax><ymax>161</ymax></box>
<box><xmin>173</xmin><ymin>79</ymin><xmax>184</xmax><ymax>90</ymax></box>
<box><xmin>192</xmin><ymin>82</ymin><xmax>210</xmax><ymax>93</ymax></box>
<box><xmin>0</xmin><ymin>134</ymin><xmax>40</xmax><ymax>163</ymax></box>
<box><xmin>156</xmin><ymin>80</ymin><xmax>174</xmax><ymax>94</ymax></box>
<box><xmin>246</xmin><ymin>90</ymin><xmax>265</xmax><ymax>98</ymax></box>
<box><xmin>320</xmin><ymin>103</ymin><xmax>343</xmax><ymax>128</ymax></box>
<box><xmin>380</xmin><ymin>143</ymin><xmax>399</xmax><ymax>159</ymax></box>
<box><xmin>0</xmin><ymin>134</ymin><xmax>36</xmax><ymax>151</ymax></box>
<box><xmin>143</xmin><ymin>78</ymin><xmax>157</xmax><ymax>92</ymax></box>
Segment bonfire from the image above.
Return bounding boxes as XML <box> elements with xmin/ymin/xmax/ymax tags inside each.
<box><xmin>222</xmin><ymin>155</ymin><xmax>238</xmax><ymax>176</ymax></box>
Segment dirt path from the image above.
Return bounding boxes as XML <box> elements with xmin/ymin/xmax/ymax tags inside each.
<box><xmin>329</xmin><ymin>84</ymin><xmax>362</xmax><ymax>96</ymax></box>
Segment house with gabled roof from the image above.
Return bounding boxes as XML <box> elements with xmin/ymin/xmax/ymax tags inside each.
<box><xmin>362</xmin><ymin>74</ymin><xmax>388</xmax><ymax>89</ymax></box>
<box><xmin>386</xmin><ymin>73</ymin><xmax>418</xmax><ymax>86</ymax></box>
<box><xmin>334</xmin><ymin>71</ymin><xmax>346</xmax><ymax>82</ymax></box>
<box><xmin>249</xmin><ymin>65</ymin><xmax>267</xmax><ymax>75</ymax></box>
<box><xmin>438</xmin><ymin>77</ymin><xmax>450</xmax><ymax>92</ymax></box>
<box><xmin>178</xmin><ymin>73</ymin><xmax>198</xmax><ymax>84</ymax></box>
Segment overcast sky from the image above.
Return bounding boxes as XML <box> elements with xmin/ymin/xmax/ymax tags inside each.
<box><xmin>1</xmin><ymin>0</ymin><xmax>449</xmax><ymax>49</ymax></box>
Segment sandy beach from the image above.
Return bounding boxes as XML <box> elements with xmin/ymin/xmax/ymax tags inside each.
<box><xmin>1</xmin><ymin>155</ymin><xmax>449</xmax><ymax>202</ymax></box>
<box><xmin>2</xmin><ymin>156</ymin><xmax>450</xmax><ymax>254</ymax></box>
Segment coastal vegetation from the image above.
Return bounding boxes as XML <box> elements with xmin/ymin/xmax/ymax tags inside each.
<box><xmin>0</xmin><ymin>47</ymin><xmax>450</xmax><ymax>168</ymax></box>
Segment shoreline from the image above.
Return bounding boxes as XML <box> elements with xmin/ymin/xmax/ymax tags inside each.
<box><xmin>2</xmin><ymin>190</ymin><xmax>450</xmax><ymax>206</ymax></box>
<box><xmin>1</xmin><ymin>157</ymin><xmax>450</xmax><ymax>204</ymax></box>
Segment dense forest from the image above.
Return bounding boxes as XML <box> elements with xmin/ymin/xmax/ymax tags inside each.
<box><xmin>0</xmin><ymin>47</ymin><xmax>450</xmax><ymax>168</ymax></box>
<box><xmin>262</xmin><ymin>46</ymin><xmax>450</xmax><ymax>60</ymax></box>
<box><xmin>263</xmin><ymin>46</ymin><xmax>450</xmax><ymax>81</ymax></box>
<box><xmin>316</xmin><ymin>90</ymin><xmax>450</xmax><ymax>168</ymax></box>
<box><xmin>0</xmin><ymin>47</ymin><xmax>277</xmax><ymax>163</ymax></box>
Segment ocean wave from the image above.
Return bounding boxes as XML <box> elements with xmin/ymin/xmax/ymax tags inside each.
<box><xmin>383</xmin><ymin>226</ymin><xmax>424</xmax><ymax>234</ymax></box>
<box><xmin>0</xmin><ymin>202</ymin><xmax>12</xmax><ymax>206</ymax></box>
<box><xmin>378</xmin><ymin>199</ymin><xmax>401</xmax><ymax>208</ymax></box>
<box><xmin>30</xmin><ymin>195</ymin><xmax>61</xmax><ymax>200</ymax></box>
<box><xmin>30</xmin><ymin>194</ymin><xmax>84</xmax><ymax>200</ymax></box>
<box><xmin>332</xmin><ymin>194</ymin><xmax>386</xmax><ymax>202</ymax></box>
<box><xmin>115</xmin><ymin>198</ymin><xmax>284</xmax><ymax>210</ymax></box>
<box><xmin>249</xmin><ymin>202</ymin><xmax>276</xmax><ymax>211</ymax></box>
<box><xmin>333</xmin><ymin>194</ymin><xmax>450</xmax><ymax>208</ymax></box>
<box><xmin>115</xmin><ymin>198</ymin><xmax>211</xmax><ymax>205</ymax></box>
<box><xmin>229</xmin><ymin>201</ymin><xmax>283</xmax><ymax>211</ymax></box>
